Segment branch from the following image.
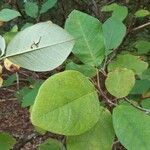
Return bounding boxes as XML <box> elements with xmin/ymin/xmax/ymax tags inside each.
<box><xmin>132</xmin><ymin>22</ymin><xmax>150</xmax><ymax>32</ymax></box>
<box><xmin>96</xmin><ymin>70</ymin><xmax>117</xmax><ymax>106</ymax></box>
<box><xmin>124</xmin><ymin>97</ymin><xmax>150</xmax><ymax>114</ymax></box>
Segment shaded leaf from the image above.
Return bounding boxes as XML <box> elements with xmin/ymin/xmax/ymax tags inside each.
<box><xmin>141</xmin><ymin>98</ymin><xmax>150</xmax><ymax>109</ymax></box>
<box><xmin>102</xmin><ymin>17</ymin><xmax>126</xmax><ymax>53</ymax></box>
<box><xmin>21</xmin><ymin>81</ymin><xmax>44</xmax><ymax>107</ymax></box>
<box><xmin>66</xmin><ymin>62</ymin><xmax>97</xmax><ymax>77</ymax></box>
<box><xmin>40</xmin><ymin>0</ymin><xmax>57</xmax><ymax>14</ymax></box>
<box><xmin>135</xmin><ymin>40</ymin><xmax>150</xmax><ymax>55</ymax></box>
<box><xmin>0</xmin><ymin>9</ymin><xmax>21</xmax><ymax>22</ymax></box>
<box><xmin>140</xmin><ymin>68</ymin><xmax>150</xmax><ymax>81</ymax></box>
<box><xmin>3</xmin><ymin>74</ymin><xmax>16</xmax><ymax>87</ymax></box>
<box><xmin>65</xmin><ymin>10</ymin><xmax>105</xmax><ymax>66</ymax></box>
<box><xmin>102</xmin><ymin>3</ymin><xmax>128</xmax><ymax>21</ymax></box>
<box><xmin>105</xmin><ymin>68</ymin><xmax>135</xmax><ymax>98</ymax></box>
<box><xmin>67</xmin><ymin>108</ymin><xmax>115</xmax><ymax>150</ymax></box>
<box><xmin>4</xmin><ymin>25</ymin><xmax>18</xmax><ymax>44</ymax></box>
<box><xmin>113</xmin><ymin>105</ymin><xmax>150</xmax><ymax>150</ymax></box>
<box><xmin>130</xmin><ymin>79</ymin><xmax>150</xmax><ymax>95</ymax></box>
<box><xmin>0</xmin><ymin>132</ymin><xmax>16</xmax><ymax>150</ymax></box>
<box><xmin>24</xmin><ymin>2</ymin><xmax>39</xmax><ymax>18</ymax></box>
<box><xmin>108</xmin><ymin>54</ymin><xmax>148</xmax><ymax>75</ymax></box>
<box><xmin>38</xmin><ymin>138</ymin><xmax>65</xmax><ymax>150</ymax></box>
<box><xmin>31</xmin><ymin>70</ymin><xmax>100</xmax><ymax>135</ymax></box>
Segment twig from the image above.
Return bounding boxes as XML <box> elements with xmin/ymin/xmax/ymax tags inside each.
<box><xmin>16</xmin><ymin>72</ymin><xmax>19</xmax><ymax>90</ymax></box>
<box><xmin>96</xmin><ymin>70</ymin><xmax>117</xmax><ymax>106</ymax></box>
<box><xmin>132</xmin><ymin>22</ymin><xmax>150</xmax><ymax>32</ymax></box>
<box><xmin>124</xmin><ymin>97</ymin><xmax>150</xmax><ymax>114</ymax></box>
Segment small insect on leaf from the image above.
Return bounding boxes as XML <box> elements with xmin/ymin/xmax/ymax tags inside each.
<box><xmin>4</xmin><ymin>58</ymin><xmax>20</xmax><ymax>73</ymax></box>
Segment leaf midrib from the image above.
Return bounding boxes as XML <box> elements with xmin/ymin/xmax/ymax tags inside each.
<box><xmin>44</xmin><ymin>90</ymin><xmax>97</xmax><ymax>114</ymax></box>
<box><xmin>1</xmin><ymin>38</ymin><xmax>74</xmax><ymax>60</ymax></box>
<box><xmin>76</xmin><ymin>16</ymin><xmax>96</xmax><ymax>64</ymax></box>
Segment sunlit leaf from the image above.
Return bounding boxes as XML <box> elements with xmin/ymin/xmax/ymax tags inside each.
<box><xmin>135</xmin><ymin>9</ymin><xmax>150</xmax><ymax>18</ymax></box>
<box><xmin>105</xmin><ymin>68</ymin><xmax>135</xmax><ymax>98</ymax></box>
<box><xmin>4</xmin><ymin>21</ymin><xmax>74</xmax><ymax>72</ymax></box>
<box><xmin>31</xmin><ymin>70</ymin><xmax>100</xmax><ymax>135</ymax></box>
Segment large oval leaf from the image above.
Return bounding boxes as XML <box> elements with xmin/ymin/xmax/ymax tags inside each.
<box><xmin>113</xmin><ymin>105</ymin><xmax>150</xmax><ymax>150</ymax></box>
<box><xmin>4</xmin><ymin>21</ymin><xmax>74</xmax><ymax>72</ymax></box>
<box><xmin>31</xmin><ymin>70</ymin><xmax>100</xmax><ymax>135</ymax></box>
<box><xmin>65</xmin><ymin>10</ymin><xmax>105</xmax><ymax>66</ymax></box>
<box><xmin>67</xmin><ymin>108</ymin><xmax>115</xmax><ymax>150</ymax></box>
<box><xmin>105</xmin><ymin>68</ymin><xmax>135</xmax><ymax>98</ymax></box>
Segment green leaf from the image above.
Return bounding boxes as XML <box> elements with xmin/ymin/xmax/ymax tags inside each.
<box><xmin>4</xmin><ymin>25</ymin><xmax>18</xmax><ymax>44</ymax></box>
<box><xmin>40</xmin><ymin>0</ymin><xmax>57</xmax><ymax>14</ymax></box>
<box><xmin>31</xmin><ymin>70</ymin><xmax>100</xmax><ymax>135</ymax></box>
<box><xmin>0</xmin><ymin>35</ymin><xmax>5</xmax><ymax>57</ymax></box>
<box><xmin>4</xmin><ymin>21</ymin><xmax>74</xmax><ymax>72</ymax></box>
<box><xmin>141</xmin><ymin>98</ymin><xmax>150</xmax><ymax>109</ymax></box>
<box><xmin>21</xmin><ymin>23</ymin><xmax>34</xmax><ymax>30</ymax></box>
<box><xmin>105</xmin><ymin>68</ymin><xmax>135</xmax><ymax>98</ymax></box>
<box><xmin>66</xmin><ymin>62</ymin><xmax>97</xmax><ymax>77</ymax></box>
<box><xmin>0</xmin><ymin>9</ymin><xmax>21</xmax><ymax>22</ymax></box>
<box><xmin>0</xmin><ymin>132</ymin><xmax>16</xmax><ymax>150</ymax></box>
<box><xmin>67</xmin><ymin>108</ymin><xmax>115</xmax><ymax>150</ymax></box>
<box><xmin>113</xmin><ymin>105</ymin><xmax>150</xmax><ymax>150</ymax></box>
<box><xmin>102</xmin><ymin>17</ymin><xmax>126</xmax><ymax>53</ymax></box>
<box><xmin>21</xmin><ymin>81</ymin><xmax>44</xmax><ymax>107</ymax></box>
<box><xmin>65</xmin><ymin>10</ymin><xmax>105</xmax><ymax>66</ymax></box>
<box><xmin>130</xmin><ymin>79</ymin><xmax>150</xmax><ymax>95</ymax></box>
<box><xmin>102</xmin><ymin>3</ymin><xmax>128</xmax><ymax>21</ymax></box>
<box><xmin>135</xmin><ymin>9</ymin><xmax>150</xmax><ymax>18</ymax></box>
<box><xmin>135</xmin><ymin>40</ymin><xmax>150</xmax><ymax>54</ymax></box>
<box><xmin>101</xmin><ymin>3</ymin><xmax>118</xmax><ymax>11</ymax></box>
<box><xmin>3</xmin><ymin>74</ymin><xmax>16</xmax><ymax>87</ymax></box>
<box><xmin>38</xmin><ymin>138</ymin><xmax>65</xmax><ymax>150</ymax></box>
<box><xmin>108</xmin><ymin>54</ymin><xmax>148</xmax><ymax>75</ymax></box>
<box><xmin>140</xmin><ymin>68</ymin><xmax>150</xmax><ymax>81</ymax></box>
<box><xmin>24</xmin><ymin>2</ymin><xmax>39</xmax><ymax>18</ymax></box>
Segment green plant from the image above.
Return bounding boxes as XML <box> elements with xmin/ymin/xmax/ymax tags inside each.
<box><xmin>0</xmin><ymin>2</ymin><xmax>150</xmax><ymax>150</ymax></box>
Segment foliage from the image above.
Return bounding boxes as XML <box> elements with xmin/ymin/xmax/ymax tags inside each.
<box><xmin>0</xmin><ymin>1</ymin><xmax>150</xmax><ymax>150</ymax></box>
<box><xmin>113</xmin><ymin>105</ymin><xmax>150</xmax><ymax>150</ymax></box>
<box><xmin>31</xmin><ymin>70</ymin><xmax>100</xmax><ymax>135</ymax></box>
<box><xmin>38</xmin><ymin>138</ymin><xmax>65</xmax><ymax>150</ymax></box>
<box><xmin>0</xmin><ymin>132</ymin><xmax>16</xmax><ymax>150</ymax></box>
